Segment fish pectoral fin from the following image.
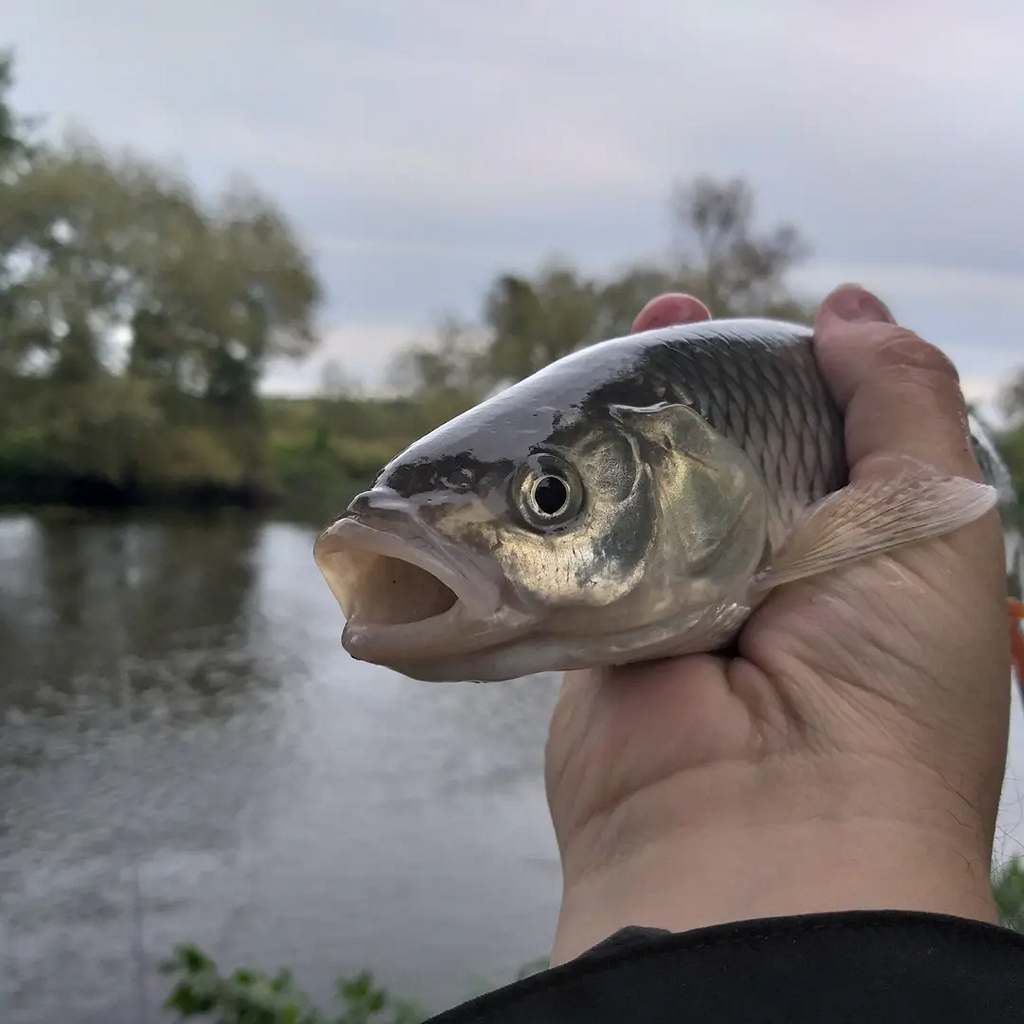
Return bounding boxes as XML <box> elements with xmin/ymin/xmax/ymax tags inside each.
<box><xmin>753</xmin><ymin>474</ymin><xmax>997</xmax><ymax>593</ymax></box>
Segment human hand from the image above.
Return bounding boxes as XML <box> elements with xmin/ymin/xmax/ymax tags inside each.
<box><xmin>544</xmin><ymin>285</ymin><xmax>1011</xmax><ymax>963</ymax></box>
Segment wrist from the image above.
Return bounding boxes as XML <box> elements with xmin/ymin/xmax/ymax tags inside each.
<box><xmin>550</xmin><ymin>751</ymin><xmax>999</xmax><ymax>964</ymax></box>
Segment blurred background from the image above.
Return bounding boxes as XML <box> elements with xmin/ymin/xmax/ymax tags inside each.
<box><xmin>1</xmin><ymin>3</ymin><xmax>1022</xmax><ymax>1021</ymax></box>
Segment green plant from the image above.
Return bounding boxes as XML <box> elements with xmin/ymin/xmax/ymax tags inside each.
<box><xmin>162</xmin><ymin>944</ymin><xmax>423</xmax><ymax>1024</ymax></box>
<box><xmin>993</xmin><ymin>858</ymin><xmax>1024</xmax><ymax>933</ymax></box>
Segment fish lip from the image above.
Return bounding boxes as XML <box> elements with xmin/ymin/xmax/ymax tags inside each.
<box><xmin>314</xmin><ymin>515</ymin><xmax>517</xmax><ymax>662</ymax></box>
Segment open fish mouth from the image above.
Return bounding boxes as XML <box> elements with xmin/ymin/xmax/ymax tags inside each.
<box><xmin>314</xmin><ymin>515</ymin><xmax>509</xmax><ymax>663</ymax></box>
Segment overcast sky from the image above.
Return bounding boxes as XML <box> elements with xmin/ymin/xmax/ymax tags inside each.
<box><xmin>5</xmin><ymin>1</ymin><xmax>1022</xmax><ymax>406</ymax></box>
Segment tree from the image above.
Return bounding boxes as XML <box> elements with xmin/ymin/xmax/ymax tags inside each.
<box><xmin>0</xmin><ymin>140</ymin><xmax>320</xmax><ymax>404</ymax></box>
<box><xmin>0</xmin><ymin>51</ymin><xmax>36</xmax><ymax>373</ymax></box>
<box><xmin>398</xmin><ymin>176</ymin><xmax>812</xmax><ymax>398</ymax></box>
<box><xmin>0</xmin><ymin>50</ymin><xmax>29</xmax><ymax>171</ymax></box>
<box><xmin>483</xmin><ymin>265</ymin><xmax>601</xmax><ymax>382</ymax></box>
<box><xmin>0</xmin><ymin>64</ymin><xmax>322</xmax><ymax>500</ymax></box>
<box><xmin>1002</xmin><ymin>371</ymin><xmax>1024</xmax><ymax>428</ymax></box>
<box><xmin>595</xmin><ymin>263</ymin><xmax>680</xmax><ymax>338</ymax></box>
<box><xmin>671</xmin><ymin>175</ymin><xmax>810</xmax><ymax>319</ymax></box>
<box><xmin>392</xmin><ymin>316</ymin><xmax>485</xmax><ymax>400</ymax></box>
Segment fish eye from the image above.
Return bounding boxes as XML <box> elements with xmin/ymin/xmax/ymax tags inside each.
<box><xmin>531</xmin><ymin>475</ymin><xmax>569</xmax><ymax>517</ymax></box>
<box><xmin>513</xmin><ymin>453</ymin><xmax>583</xmax><ymax>531</ymax></box>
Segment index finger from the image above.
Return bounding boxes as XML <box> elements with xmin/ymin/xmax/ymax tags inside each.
<box><xmin>632</xmin><ymin>293</ymin><xmax>711</xmax><ymax>332</ymax></box>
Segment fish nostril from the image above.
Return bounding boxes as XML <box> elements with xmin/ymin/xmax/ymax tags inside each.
<box><xmin>347</xmin><ymin>491</ymin><xmax>374</xmax><ymax>516</ymax></box>
<box><xmin>346</xmin><ymin>488</ymin><xmax>415</xmax><ymax>521</ymax></box>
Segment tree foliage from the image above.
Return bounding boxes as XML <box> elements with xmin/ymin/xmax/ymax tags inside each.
<box><xmin>672</xmin><ymin>175</ymin><xmax>810</xmax><ymax>320</ymax></box>
<box><xmin>994</xmin><ymin>858</ymin><xmax>1024</xmax><ymax>933</ymax></box>
<box><xmin>0</xmin><ymin>50</ymin><xmax>29</xmax><ymax>171</ymax></box>
<box><xmin>162</xmin><ymin>944</ymin><xmax>423</xmax><ymax>1024</ymax></box>
<box><xmin>392</xmin><ymin>316</ymin><xmax>484</xmax><ymax>400</ymax></box>
<box><xmin>0</xmin><ymin>53</ymin><xmax>322</xmax><ymax>502</ymax></box>
<box><xmin>0</xmin><ymin>140</ymin><xmax>320</xmax><ymax>403</ymax></box>
<box><xmin>483</xmin><ymin>266</ymin><xmax>601</xmax><ymax>382</ymax></box>
<box><xmin>1002</xmin><ymin>372</ymin><xmax>1024</xmax><ymax>430</ymax></box>
<box><xmin>998</xmin><ymin>424</ymin><xmax>1024</xmax><ymax>509</ymax></box>
<box><xmin>397</xmin><ymin>175</ymin><xmax>812</xmax><ymax>400</ymax></box>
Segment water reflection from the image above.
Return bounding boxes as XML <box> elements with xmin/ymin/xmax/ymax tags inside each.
<box><xmin>0</xmin><ymin>512</ymin><xmax>561</xmax><ymax>1022</ymax></box>
<box><xmin>2</xmin><ymin>511</ymin><xmax>1021</xmax><ymax>1024</ymax></box>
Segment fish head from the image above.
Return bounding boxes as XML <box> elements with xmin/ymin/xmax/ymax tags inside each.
<box><xmin>315</xmin><ymin>391</ymin><xmax>768</xmax><ymax>680</ymax></box>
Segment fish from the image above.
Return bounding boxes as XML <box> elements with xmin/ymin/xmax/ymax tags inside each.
<box><xmin>314</xmin><ymin>318</ymin><xmax>1023</xmax><ymax>684</ymax></box>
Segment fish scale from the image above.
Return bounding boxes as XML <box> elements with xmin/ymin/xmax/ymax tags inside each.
<box><xmin>654</xmin><ymin>323</ymin><xmax>845</xmax><ymax>544</ymax></box>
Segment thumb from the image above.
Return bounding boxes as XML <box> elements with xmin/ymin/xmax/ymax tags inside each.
<box><xmin>813</xmin><ymin>284</ymin><xmax>981</xmax><ymax>482</ymax></box>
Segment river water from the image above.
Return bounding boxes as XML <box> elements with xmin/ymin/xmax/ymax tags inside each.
<box><xmin>1</xmin><ymin>511</ymin><xmax>1022</xmax><ymax>1022</ymax></box>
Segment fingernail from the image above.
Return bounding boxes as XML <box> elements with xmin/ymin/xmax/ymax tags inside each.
<box><xmin>827</xmin><ymin>285</ymin><xmax>894</xmax><ymax>324</ymax></box>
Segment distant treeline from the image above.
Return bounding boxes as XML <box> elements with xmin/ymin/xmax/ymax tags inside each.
<box><xmin>0</xmin><ymin>50</ymin><xmax>1021</xmax><ymax>524</ymax></box>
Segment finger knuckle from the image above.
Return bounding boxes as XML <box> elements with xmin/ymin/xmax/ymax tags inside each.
<box><xmin>874</xmin><ymin>328</ymin><xmax>960</xmax><ymax>381</ymax></box>
<box><xmin>889</xmin><ymin>361</ymin><xmax>968</xmax><ymax>416</ymax></box>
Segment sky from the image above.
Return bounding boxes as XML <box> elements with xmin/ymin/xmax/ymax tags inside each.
<box><xmin>5</xmin><ymin>1</ymin><xmax>1022</xmax><ymax>407</ymax></box>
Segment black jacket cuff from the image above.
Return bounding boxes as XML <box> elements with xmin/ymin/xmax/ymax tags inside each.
<box><xmin>426</xmin><ymin>911</ymin><xmax>1024</xmax><ymax>1023</ymax></box>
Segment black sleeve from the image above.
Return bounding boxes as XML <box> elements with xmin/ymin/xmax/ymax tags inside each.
<box><xmin>425</xmin><ymin>911</ymin><xmax>1024</xmax><ymax>1023</ymax></box>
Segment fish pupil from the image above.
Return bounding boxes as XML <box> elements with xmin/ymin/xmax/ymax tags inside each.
<box><xmin>533</xmin><ymin>475</ymin><xmax>569</xmax><ymax>516</ymax></box>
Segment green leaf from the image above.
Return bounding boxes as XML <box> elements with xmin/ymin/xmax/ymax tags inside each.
<box><xmin>993</xmin><ymin>858</ymin><xmax>1024</xmax><ymax>932</ymax></box>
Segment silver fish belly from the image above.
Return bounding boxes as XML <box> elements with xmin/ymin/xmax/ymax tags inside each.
<box><xmin>315</xmin><ymin>319</ymin><xmax>1004</xmax><ymax>682</ymax></box>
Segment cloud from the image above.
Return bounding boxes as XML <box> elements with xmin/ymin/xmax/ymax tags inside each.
<box><xmin>5</xmin><ymin>0</ymin><xmax>1022</xmax><ymax>398</ymax></box>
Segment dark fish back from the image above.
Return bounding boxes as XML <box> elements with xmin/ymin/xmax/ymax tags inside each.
<box><xmin>649</xmin><ymin>320</ymin><xmax>847</xmax><ymax>536</ymax></box>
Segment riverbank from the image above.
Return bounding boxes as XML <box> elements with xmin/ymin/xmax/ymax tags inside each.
<box><xmin>0</xmin><ymin>378</ymin><xmax>472</xmax><ymax>523</ymax></box>
<box><xmin>4</xmin><ymin>374</ymin><xmax>1023</xmax><ymax>526</ymax></box>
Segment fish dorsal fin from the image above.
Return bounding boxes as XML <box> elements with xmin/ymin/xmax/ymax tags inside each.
<box><xmin>754</xmin><ymin>474</ymin><xmax>997</xmax><ymax>593</ymax></box>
